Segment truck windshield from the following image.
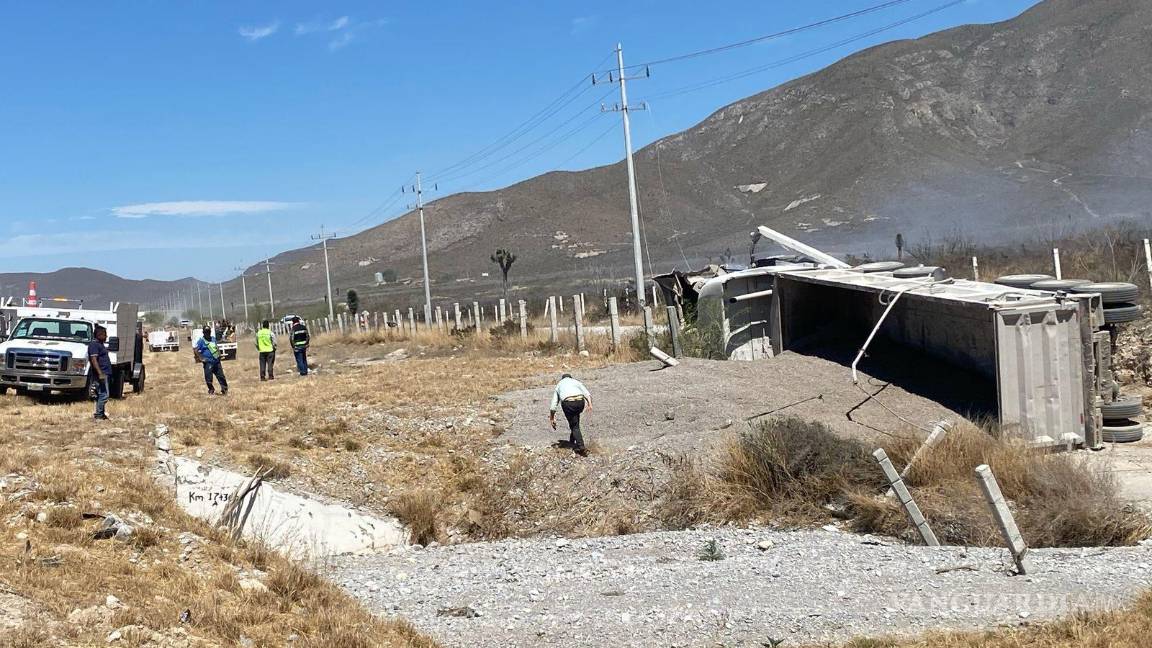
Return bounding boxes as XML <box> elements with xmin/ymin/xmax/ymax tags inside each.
<box><xmin>10</xmin><ymin>318</ymin><xmax>94</xmax><ymax>342</ymax></box>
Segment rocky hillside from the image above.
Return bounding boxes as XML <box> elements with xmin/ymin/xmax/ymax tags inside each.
<box><xmin>232</xmin><ymin>0</ymin><xmax>1152</xmax><ymax>310</ymax></box>
<box><xmin>0</xmin><ymin>268</ymin><xmax>194</xmax><ymax>311</ymax></box>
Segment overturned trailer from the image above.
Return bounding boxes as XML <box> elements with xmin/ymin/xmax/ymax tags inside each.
<box><xmin>661</xmin><ymin>227</ymin><xmax>1113</xmax><ymax>449</ymax></box>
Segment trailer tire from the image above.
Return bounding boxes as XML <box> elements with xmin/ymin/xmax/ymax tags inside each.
<box><xmin>109</xmin><ymin>370</ymin><xmax>126</xmax><ymax>399</ymax></box>
<box><xmin>994</xmin><ymin>274</ymin><xmax>1053</xmax><ymax>289</ymax></box>
<box><xmin>1102</xmin><ymin>303</ymin><xmax>1143</xmax><ymax>324</ymax></box>
<box><xmin>1071</xmin><ymin>282</ymin><xmax>1141</xmax><ymax>304</ymax></box>
<box><xmin>1030</xmin><ymin>278</ymin><xmax>1091</xmax><ymax>291</ymax></box>
<box><xmin>133</xmin><ymin>365</ymin><xmax>146</xmax><ymax>394</ymax></box>
<box><xmin>1101</xmin><ymin>396</ymin><xmax>1143</xmax><ymax>420</ymax></box>
<box><xmin>1101</xmin><ymin>420</ymin><xmax>1145</xmax><ymax>443</ymax></box>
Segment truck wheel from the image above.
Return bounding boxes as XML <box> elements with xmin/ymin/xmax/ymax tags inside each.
<box><xmin>133</xmin><ymin>366</ymin><xmax>147</xmax><ymax>394</ymax></box>
<box><xmin>109</xmin><ymin>371</ymin><xmax>126</xmax><ymax>399</ymax></box>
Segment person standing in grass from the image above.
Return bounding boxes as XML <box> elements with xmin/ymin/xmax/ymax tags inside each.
<box><xmin>256</xmin><ymin>320</ymin><xmax>277</xmax><ymax>381</ymax></box>
<box><xmin>549</xmin><ymin>373</ymin><xmax>592</xmax><ymax>457</ymax></box>
<box><xmin>88</xmin><ymin>325</ymin><xmax>112</xmax><ymax>420</ymax></box>
<box><xmin>194</xmin><ymin>326</ymin><xmax>229</xmax><ymax>395</ymax></box>
<box><xmin>290</xmin><ymin>316</ymin><xmax>310</xmax><ymax>376</ymax></box>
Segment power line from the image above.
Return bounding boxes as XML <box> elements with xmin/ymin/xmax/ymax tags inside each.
<box><xmin>599</xmin><ymin>0</ymin><xmax>918</xmax><ymax>74</ymax></box>
<box><xmin>426</xmin><ymin>50</ymin><xmax>618</xmax><ymax>183</ymax></box>
<box><xmin>435</xmin><ymin>88</ymin><xmax>615</xmax><ymax>186</ymax></box>
<box><xmin>554</xmin><ymin>120</ymin><xmax>617</xmax><ymax>170</ymax></box>
<box><xmin>648</xmin><ymin>0</ymin><xmax>964</xmax><ymax>101</ymax></box>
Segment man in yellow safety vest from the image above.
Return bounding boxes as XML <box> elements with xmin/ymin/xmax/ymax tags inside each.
<box><xmin>256</xmin><ymin>320</ymin><xmax>277</xmax><ymax>381</ymax></box>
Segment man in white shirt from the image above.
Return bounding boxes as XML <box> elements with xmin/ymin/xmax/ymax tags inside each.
<box><xmin>549</xmin><ymin>373</ymin><xmax>592</xmax><ymax>456</ymax></box>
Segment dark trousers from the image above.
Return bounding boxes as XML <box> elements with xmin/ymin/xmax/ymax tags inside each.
<box><xmin>293</xmin><ymin>347</ymin><xmax>309</xmax><ymax>375</ymax></box>
<box><xmin>202</xmin><ymin>360</ymin><xmax>228</xmax><ymax>394</ymax></box>
<box><xmin>259</xmin><ymin>351</ymin><xmax>276</xmax><ymax>380</ymax></box>
<box><xmin>560</xmin><ymin>398</ymin><xmax>586</xmax><ymax>451</ymax></box>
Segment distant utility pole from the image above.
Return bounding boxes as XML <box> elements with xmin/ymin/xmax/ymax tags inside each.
<box><xmin>311</xmin><ymin>225</ymin><xmax>337</xmax><ymax>321</ymax></box>
<box><xmin>263</xmin><ymin>259</ymin><xmax>276</xmax><ymax>318</ymax></box>
<box><xmin>234</xmin><ymin>266</ymin><xmax>250</xmax><ymax>324</ymax></box>
<box><xmin>404</xmin><ymin>173</ymin><xmax>435</xmax><ymax>323</ymax></box>
<box><xmin>595</xmin><ymin>43</ymin><xmax>649</xmax><ymax>312</ymax></box>
<box><xmin>196</xmin><ymin>281</ymin><xmax>204</xmax><ymax>318</ymax></box>
<box><xmin>218</xmin><ymin>282</ymin><xmax>227</xmax><ymax>321</ymax></box>
<box><xmin>206</xmin><ymin>281</ymin><xmax>215</xmax><ymax>320</ymax></box>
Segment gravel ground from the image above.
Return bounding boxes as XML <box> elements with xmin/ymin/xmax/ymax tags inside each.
<box><xmin>499</xmin><ymin>353</ymin><xmax>967</xmax><ymax>454</ymax></box>
<box><xmin>331</xmin><ymin>527</ymin><xmax>1152</xmax><ymax>648</ymax></box>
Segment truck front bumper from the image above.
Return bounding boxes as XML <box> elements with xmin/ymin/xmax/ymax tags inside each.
<box><xmin>0</xmin><ymin>370</ymin><xmax>87</xmax><ymax>392</ymax></box>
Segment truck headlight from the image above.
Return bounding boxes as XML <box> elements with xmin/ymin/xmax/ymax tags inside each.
<box><xmin>71</xmin><ymin>359</ymin><xmax>88</xmax><ymax>373</ymax></box>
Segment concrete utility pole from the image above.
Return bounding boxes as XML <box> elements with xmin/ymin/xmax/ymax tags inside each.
<box><xmin>595</xmin><ymin>43</ymin><xmax>649</xmax><ymax>313</ymax></box>
<box><xmin>206</xmin><ymin>282</ymin><xmax>215</xmax><ymax>320</ymax></box>
<box><xmin>218</xmin><ymin>283</ymin><xmax>227</xmax><ymax>320</ymax></box>
<box><xmin>405</xmin><ymin>173</ymin><xmax>434</xmax><ymax>324</ymax></box>
<box><xmin>196</xmin><ymin>281</ymin><xmax>204</xmax><ymax>318</ymax></box>
<box><xmin>234</xmin><ymin>266</ymin><xmax>250</xmax><ymax>324</ymax></box>
<box><xmin>312</xmin><ymin>225</ymin><xmax>337</xmax><ymax>321</ymax></box>
<box><xmin>263</xmin><ymin>259</ymin><xmax>276</xmax><ymax>318</ymax></box>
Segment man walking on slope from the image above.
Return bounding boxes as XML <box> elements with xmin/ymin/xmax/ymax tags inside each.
<box><xmin>549</xmin><ymin>373</ymin><xmax>592</xmax><ymax>457</ymax></box>
<box><xmin>194</xmin><ymin>326</ymin><xmax>229</xmax><ymax>395</ymax></box>
<box><xmin>290</xmin><ymin>317</ymin><xmax>310</xmax><ymax>376</ymax></box>
<box><xmin>256</xmin><ymin>320</ymin><xmax>277</xmax><ymax>381</ymax></box>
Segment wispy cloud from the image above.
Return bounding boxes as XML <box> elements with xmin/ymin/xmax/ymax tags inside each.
<box><xmin>112</xmin><ymin>201</ymin><xmax>301</xmax><ymax>219</ymax></box>
<box><xmin>328</xmin><ymin>32</ymin><xmax>355</xmax><ymax>51</ymax></box>
<box><xmin>238</xmin><ymin>21</ymin><xmax>280</xmax><ymax>41</ymax></box>
<box><xmin>570</xmin><ymin>16</ymin><xmax>597</xmax><ymax>36</ymax></box>
<box><xmin>295</xmin><ymin>16</ymin><xmax>350</xmax><ymax>35</ymax></box>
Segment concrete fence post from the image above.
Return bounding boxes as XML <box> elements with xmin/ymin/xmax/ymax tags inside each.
<box><xmin>407</xmin><ymin>307</ymin><xmax>416</xmax><ymax>335</ymax></box>
<box><xmin>435</xmin><ymin>306</ymin><xmax>443</xmax><ymax>333</ymax></box>
<box><xmin>972</xmin><ymin>256</ymin><xmax>980</xmax><ymax>282</ymax></box>
<box><xmin>666</xmin><ymin>306</ymin><xmax>683</xmax><ymax>358</ymax></box>
<box><xmin>608</xmin><ymin>297</ymin><xmax>621</xmax><ymax>352</ymax></box>
<box><xmin>975</xmin><ymin>464</ymin><xmax>1032</xmax><ymax>575</ymax></box>
<box><xmin>453</xmin><ymin>302</ymin><xmax>462</xmax><ymax>330</ymax></box>
<box><xmin>650</xmin><ymin>346</ymin><xmax>679</xmax><ymax>367</ymax></box>
<box><xmin>873</xmin><ymin>448</ymin><xmax>939</xmax><ymax>546</ymax></box>
<box><xmin>473</xmin><ymin>301</ymin><xmax>482</xmax><ymax>331</ymax></box>
<box><xmin>394</xmin><ymin>310</ymin><xmax>402</xmax><ymax>334</ymax></box>
<box><xmin>547</xmin><ymin>296</ymin><xmax>559</xmax><ymax>344</ymax></box>
<box><xmin>1052</xmin><ymin>248</ymin><xmax>1062</xmax><ymax>280</ymax></box>
<box><xmin>573</xmin><ymin>294</ymin><xmax>585</xmax><ymax>352</ymax></box>
<box><xmin>1143</xmin><ymin>239</ymin><xmax>1152</xmax><ymax>295</ymax></box>
<box><xmin>642</xmin><ymin>306</ymin><xmax>654</xmax><ymax>340</ymax></box>
<box><xmin>518</xmin><ymin>300</ymin><xmax>528</xmax><ymax>340</ymax></box>
<box><xmin>498</xmin><ymin>298</ymin><xmax>507</xmax><ymax>323</ymax></box>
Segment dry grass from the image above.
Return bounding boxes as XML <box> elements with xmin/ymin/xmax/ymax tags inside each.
<box><xmin>664</xmin><ymin>417</ymin><xmax>1151</xmax><ymax>547</ymax></box>
<box><xmin>0</xmin><ymin>378</ymin><xmax>436</xmax><ymax>646</ymax></box>
<box><xmin>389</xmin><ymin>491</ymin><xmax>442</xmax><ymax>546</ymax></box>
<box><xmin>833</xmin><ymin>591</ymin><xmax>1152</xmax><ymax>648</ymax></box>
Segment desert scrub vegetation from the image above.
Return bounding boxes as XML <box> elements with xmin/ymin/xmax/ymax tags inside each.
<box><xmin>662</xmin><ymin>416</ymin><xmax>1151</xmax><ymax>547</ymax></box>
<box><xmin>0</xmin><ymin>396</ymin><xmax>436</xmax><ymax>646</ymax></box>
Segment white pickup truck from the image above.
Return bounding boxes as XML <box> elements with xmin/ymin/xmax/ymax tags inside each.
<box><xmin>148</xmin><ymin>329</ymin><xmax>180</xmax><ymax>352</ymax></box>
<box><xmin>0</xmin><ymin>303</ymin><xmax>146</xmax><ymax>398</ymax></box>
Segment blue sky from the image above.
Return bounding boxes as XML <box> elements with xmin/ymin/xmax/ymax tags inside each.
<box><xmin>0</xmin><ymin>0</ymin><xmax>1041</xmax><ymax>281</ymax></box>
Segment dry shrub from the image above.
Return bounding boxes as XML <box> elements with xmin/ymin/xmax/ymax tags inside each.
<box><xmin>713</xmin><ymin>416</ymin><xmax>885</xmax><ymax>523</ymax></box>
<box><xmin>390</xmin><ymin>490</ymin><xmax>442</xmax><ymax>546</ymax></box>
<box><xmin>850</xmin><ymin>424</ymin><xmax>1152</xmax><ymax>547</ymax></box>
<box><xmin>247</xmin><ymin>453</ymin><xmax>292</xmax><ymax>480</ymax></box>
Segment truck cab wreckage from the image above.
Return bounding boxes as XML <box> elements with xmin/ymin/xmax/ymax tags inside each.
<box><xmin>656</xmin><ymin>226</ymin><xmax>1132</xmax><ymax>450</ymax></box>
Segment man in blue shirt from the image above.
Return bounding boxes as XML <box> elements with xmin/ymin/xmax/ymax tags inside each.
<box><xmin>194</xmin><ymin>326</ymin><xmax>229</xmax><ymax>395</ymax></box>
<box><xmin>87</xmin><ymin>325</ymin><xmax>112</xmax><ymax>420</ymax></box>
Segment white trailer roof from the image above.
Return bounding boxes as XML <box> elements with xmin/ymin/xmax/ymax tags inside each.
<box><xmin>775</xmin><ymin>268</ymin><xmax>1072</xmax><ymax>309</ymax></box>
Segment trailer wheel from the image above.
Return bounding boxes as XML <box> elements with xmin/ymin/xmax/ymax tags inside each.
<box><xmin>1030</xmin><ymin>278</ymin><xmax>1091</xmax><ymax>291</ymax></box>
<box><xmin>1103</xmin><ymin>303</ymin><xmax>1143</xmax><ymax>324</ymax></box>
<box><xmin>1101</xmin><ymin>420</ymin><xmax>1145</xmax><ymax>443</ymax></box>
<box><xmin>133</xmin><ymin>365</ymin><xmax>146</xmax><ymax>394</ymax></box>
<box><xmin>1071</xmin><ymin>282</ymin><xmax>1141</xmax><ymax>304</ymax></box>
<box><xmin>994</xmin><ymin>274</ymin><xmax>1052</xmax><ymax>289</ymax></box>
<box><xmin>1101</xmin><ymin>395</ymin><xmax>1143</xmax><ymax>420</ymax></box>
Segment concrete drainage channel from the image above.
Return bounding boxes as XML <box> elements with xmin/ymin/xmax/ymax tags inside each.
<box><xmin>154</xmin><ymin>428</ymin><xmax>407</xmax><ymax>559</ymax></box>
